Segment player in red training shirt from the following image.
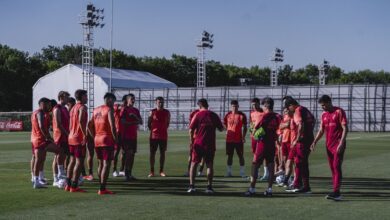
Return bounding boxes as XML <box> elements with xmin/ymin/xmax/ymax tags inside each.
<box><xmin>284</xmin><ymin>97</ymin><xmax>315</xmax><ymax>194</ymax></box>
<box><xmin>89</xmin><ymin>93</ymin><xmax>118</xmax><ymax>195</ymax></box>
<box><xmin>188</xmin><ymin>99</ymin><xmax>224</xmax><ymax>194</ymax></box>
<box><xmin>120</xmin><ymin>94</ymin><xmax>142</xmax><ymax>181</ymax></box>
<box><xmin>52</xmin><ymin>91</ymin><xmax>70</xmax><ymax>188</ymax></box>
<box><xmin>31</xmin><ymin>98</ymin><xmax>59</xmax><ymax>189</ymax></box>
<box><xmin>112</xmin><ymin>95</ymin><xmax>128</xmax><ymax>178</ymax></box>
<box><xmin>245</xmin><ymin>97</ymin><xmax>280</xmax><ymax>196</ymax></box>
<box><xmin>66</xmin><ymin>89</ymin><xmax>88</xmax><ymax>192</ymax></box>
<box><xmin>223</xmin><ymin>100</ymin><xmax>247</xmax><ymax>178</ymax></box>
<box><xmin>148</xmin><ymin>97</ymin><xmax>171</xmax><ymax>177</ymax></box>
<box><xmin>311</xmin><ymin>95</ymin><xmax>348</xmax><ymax>201</ymax></box>
<box><xmin>185</xmin><ymin>108</ymin><xmax>200</xmax><ymax>177</ymax></box>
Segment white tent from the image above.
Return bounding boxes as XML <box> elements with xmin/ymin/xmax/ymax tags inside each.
<box><xmin>32</xmin><ymin>64</ymin><xmax>177</xmax><ymax>110</ymax></box>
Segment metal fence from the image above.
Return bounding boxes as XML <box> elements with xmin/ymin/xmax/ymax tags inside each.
<box><xmin>114</xmin><ymin>84</ymin><xmax>390</xmax><ymax>132</ymax></box>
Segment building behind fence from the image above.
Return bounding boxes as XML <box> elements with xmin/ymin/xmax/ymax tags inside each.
<box><xmin>1</xmin><ymin>84</ymin><xmax>388</xmax><ymax>132</ymax></box>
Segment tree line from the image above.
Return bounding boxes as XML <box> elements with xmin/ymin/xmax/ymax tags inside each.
<box><xmin>1</xmin><ymin>43</ymin><xmax>390</xmax><ymax>111</ymax></box>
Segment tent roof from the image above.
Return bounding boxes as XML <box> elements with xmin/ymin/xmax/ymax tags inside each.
<box><xmin>71</xmin><ymin>64</ymin><xmax>177</xmax><ymax>89</ymax></box>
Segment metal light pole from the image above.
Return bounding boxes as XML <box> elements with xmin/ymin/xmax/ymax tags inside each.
<box><xmin>319</xmin><ymin>60</ymin><xmax>330</xmax><ymax>85</ymax></box>
<box><xmin>79</xmin><ymin>3</ymin><xmax>105</xmax><ymax>117</ymax></box>
<box><xmin>109</xmin><ymin>0</ymin><xmax>113</xmax><ymax>92</ymax></box>
<box><xmin>196</xmin><ymin>31</ymin><xmax>214</xmax><ymax>88</ymax></box>
<box><xmin>270</xmin><ymin>48</ymin><xmax>284</xmax><ymax>87</ymax></box>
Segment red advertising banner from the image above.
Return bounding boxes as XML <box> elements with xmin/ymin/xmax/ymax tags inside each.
<box><xmin>0</xmin><ymin>121</ymin><xmax>23</xmax><ymax>131</ymax></box>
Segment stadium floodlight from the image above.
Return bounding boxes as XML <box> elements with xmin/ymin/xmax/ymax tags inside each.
<box><xmin>319</xmin><ymin>59</ymin><xmax>330</xmax><ymax>85</ymax></box>
<box><xmin>79</xmin><ymin>3</ymin><xmax>105</xmax><ymax>117</ymax></box>
<box><xmin>196</xmin><ymin>30</ymin><xmax>214</xmax><ymax>88</ymax></box>
<box><xmin>270</xmin><ymin>47</ymin><xmax>284</xmax><ymax>87</ymax></box>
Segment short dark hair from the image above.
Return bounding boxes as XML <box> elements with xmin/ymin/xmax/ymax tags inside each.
<box><xmin>104</xmin><ymin>92</ymin><xmax>116</xmax><ymax>101</ymax></box>
<box><xmin>68</xmin><ymin>97</ymin><xmax>76</xmax><ymax>104</ymax></box>
<box><xmin>251</xmin><ymin>98</ymin><xmax>260</xmax><ymax>103</ymax></box>
<box><xmin>284</xmin><ymin>97</ymin><xmax>298</xmax><ymax>108</ymax></box>
<box><xmin>122</xmin><ymin>95</ymin><xmax>128</xmax><ymax>102</ymax></box>
<box><xmin>261</xmin><ymin>97</ymin><xmax>274</xmax><ymax>110</ymax></box>
<box><xmin>127</xmin><ymin>93</ymin><xmax>135</xmax><ymax>99</ymax></box>
<box><xmin>282</xmin><ymin>95</ymin><xmax>293</xmax><ymax>101</ymax></box>
<box><xmin>318</xmin><ymin>95</ymin><xmax>332</xmax><ymax>104</ymax></box>
<box><xmin>197</xmin><ymin>98</ymin><xmax>209</xmax><ymax>108</ymax></box>
<box><xmin>230</xmin><ymin>100</ymin><xmax>238</xmax><ymax>105</ymax></box>
<box><xmin>57</xmin><ymin>91</ymin><xmax>70</xmax><ymax>101</ymax></box>
<box><xmin>50</xmin><ymin>99</ymin><xmax>57</xmax><ymax>107</ymax></box>
<box><xmin>38</xmin><ymin>97</ymin><xmax>50</xmax><ymax>105</ymax></box>
<box><xmin>156</xmin><ymin>96</ymin><xmax>164</xmax><ymax>102</ymax></box>
<box><xmin>75</xmin><ymin>89</ymin><xmax>87</xmax><ymax>101</ymax></box>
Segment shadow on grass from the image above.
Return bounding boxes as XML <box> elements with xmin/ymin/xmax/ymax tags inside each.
<box><xmin>79</xmin><ymin>176</ymin><xmax>390</xmax><ymax>201</ymax></box>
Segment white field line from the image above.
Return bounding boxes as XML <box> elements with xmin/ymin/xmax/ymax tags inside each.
<box><xmin>347</xmin><ymin>134</ymin><xmax>390</xmax><ymax>140</ymax></box>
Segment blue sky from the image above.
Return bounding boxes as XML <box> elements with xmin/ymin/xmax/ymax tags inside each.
<box><xmin>1</xmin><ymin>0</ymin><xmax>390</xmax><ymax>72</ymax></box>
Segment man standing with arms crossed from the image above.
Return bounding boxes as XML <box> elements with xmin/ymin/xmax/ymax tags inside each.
<box><xmin>223</xmin><ymin>100</ymin><xmax>247</xmax><ymax>178</ymax></box>
<box><xmin>311</xmin><ymin>95</ymin><xmax>348</xmax><ymax>201</ymax></box>
<box><xmin>188</xmin><ymin>99</ymin><xmax>224</xmax><ymax>194</ymax></box>
<box><xmin>148</xmin><ymin>97</ymin><xmax>171</xmax><ymax>177</ymax></box>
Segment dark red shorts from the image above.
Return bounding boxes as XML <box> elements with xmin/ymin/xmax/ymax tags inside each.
<box><xmin>226</xmin><ymin>142</ymin><xmax>244</xmax><ymax>155</ymax></box>
<box><xmin>95</xmin><ymin>146</ymin><xmax>114</xmax><ymax>161</ymax></box>
<box><xmin>114</xmin><ymin>134</ymin><xmax>122</xmax><ymax>151</ymax></box>
<box><xmin>281</xmin><ymin>142</ymin><xmax>291</xmax><ymax>157</ymax></box>
<box><xmin>31</xmin><ymin>141</ymin><xmax>51</xmax><ymax>155</ymax></box>
<box><xmin>69</xmin><ymin>145</ymin><xmax>86</xmax><ymax>158</ymax></box>
<box><xmin>56</xmin><ymin>141</ymin><xmax>69</xmax><ymax>154</ymax></box>
<box><xmin>122</xmin><ymin>139</ymin><xmax>137</xmax><ymax>152</ymax></box>
<box><xmin>288</xmin><ymin>144</ymin><xmax>296</xmax><ymax>160</ymax></box>
<box><xmin>253</xmin><ymin>140</ymin><xmax>275</xmax><ymax>165</ymax></box>
<box><xmin>150</xmin><ymin>139</ymin><xmax>167</xmax><ymax>152</ymax></box>
<box><xmin>191</xmin><ymin>145</ymin><xmax>215</xmax><ymax>164</ymax></box>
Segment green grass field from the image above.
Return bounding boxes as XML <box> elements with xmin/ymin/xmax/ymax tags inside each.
<box><xmin>0</xmin><ymin>131</ymin><xmax>389</xmax><ymax>220</ymax></box>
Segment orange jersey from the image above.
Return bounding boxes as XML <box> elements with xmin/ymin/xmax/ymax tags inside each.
<box><xmin>290</xmin><ymin>105</ymin><xmax>315</xmax><ymax>143</ymax></box>
<box><xmin>31</xmin><ymin>109</ymin><xmax>50</xmax><ymax>148</ymax></box>
<box><xmin>93</xmin><ymin>105</ymin><xmax>115</xmax><ymax>147</ymax></box>
<box><xmin>150</xmin><ymin>108</ymin><xmax>170</xmax><ymax>140</ymax></box>
<box><xmin>281</xmin><ymin>114</ymin><xmax>292</xmax><ymax>143</ymax></box>
<box><xmin>52</xmin><ymin>104</ymin><xmax>70</xmax><ymax>144</ymax></box>
<box><xmin>113</xmin><ymin>104</ymin><xmax>122</xmax><ymax>133</ymax></box>
<box><xmin>250</xmin><ymin>110</ymin><xmax>264</xmax><ymax>137</ymax></box>
<box><xmin>224</xmin><ymin>111</ymin><xmax>247</xmax><ymax>143</ymax></box>
<box><xmin>68</xmin><ymin>103</ymin><xmax>87</xmax><ymax>145</ymax></box>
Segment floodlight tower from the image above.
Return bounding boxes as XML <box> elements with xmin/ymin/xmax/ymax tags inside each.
<box><xmin>270</xmin><ymin>48</ymin><xmax>284</xmax><ymax>87</ymax></box>
<box><xmin>196</xmin><ymin>31</ymin><xmax>214</xmax><ymax>88</ymax></box>
<box><xmin>319</xmin><ymin>60</ymin><xmax>330</xmax><ymax>85</ymax></box>
<box><xmin>79</xmin><ymin>3</ymin><xmax>105</xmax><ymax>117</ymax></box>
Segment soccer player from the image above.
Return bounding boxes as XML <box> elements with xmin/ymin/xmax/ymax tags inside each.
<box><xmin>148</xmin><ymin>97</ymin><xmax>171</xmax><ymax>177</ymax></box>
<box><xmin>112</xmin><ymin>95</ymin><xmax>127</xmax><ymax>177</ymax></box>
<box><xmin>66</xmin><ymin>89</ymin><xmax>88</xmax><ymax>192</ymax></box>
<box><xmin>185</xmin><ymin>108</ymin><xmax>200</xmax><ymax>177</ymax></box>
<box><xmin>284</xmin><ymin>97</ymin><xmax>315</xmax><ymax>194</ymax></box>
<box><xmin>188</xmin><ymin>99</ymin><xmax>224</xmax><ymax>194</ymax></box>
<box><xmin>223</xmin><ymin>100</ymin><xmax>247</xmax><ymax>177</ymax></box>
<box><xmin>90</xmin><ymin>92</ymin><xmax>118</xmax><ymax>194</ymax></box>
<box><xmin>245</xmin><ymin>97</ymin><xmax>280</xmax><ymax>196</ymax></box>
<box><xmin>31</xmin><ymin>97</ymin><xmax>59</xmax><ymax>189</ymax></box>
<box><xmin>311</xmin><ymin>95</ymin><xmax>348</xmax><ymax>201</ymax></box>
<box><xmin>52</xmin><ymin>91</ymin><xmax>70</xmax><ymax>188</ymax></box>
<box><xmin>249</xmin><ymin>98</ymin><xmax>267</xmax><ymax>179</ymax></box>
<box><xmin>120</xmin><ymin>94</ymin><xmax>142</xmax><ymax>181</ymax></box>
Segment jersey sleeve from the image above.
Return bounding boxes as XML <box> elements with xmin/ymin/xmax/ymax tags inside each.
<box><xmin>338</xmin><ymin>108</ymin><xmax>347</xmax><ymax>125</ymax></box>
<box><xmin>189</xmin><ymin>114</ymin><xmax>198</xmax><ymax>130</ymax></box>
<box><xmin>223</xmin><ymin>113</ymin><xmax>229</xmax><ymax>127</ymax></box>
<box><xmin>214</xmin><ymin>113</ymin><xmax>224</xmax><ymax>130</ymax></box>
<box><xmin>293</xmin><ymin>107</ymin><xmax>303</xmax><ymax>125</ymax></box>
<box><xmin>241</xmin><ymin>112</ymin><xmax>248</xmax><ymax>125</ymax></box>
<box><xmin>320</xmin><ymin>112</ymin><xmax>325</xmax><ymax>130</ymax></box>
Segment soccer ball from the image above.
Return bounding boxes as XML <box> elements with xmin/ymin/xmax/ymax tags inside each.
<box><xmin>56</xmin><ymin>179</ymin><xmax>67</xmax><ymax>189</ymax></box>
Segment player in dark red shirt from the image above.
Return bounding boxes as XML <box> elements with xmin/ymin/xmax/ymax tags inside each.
<box><xmin>148</xmin><ymin>97</ymin><xmax>171</xmax><ymax>177</ymax></box>
<box><xmin>120</xmin><ymin>94</ymin><xmax>142</xmax><ymax>181</ymax></box>
<box><xmin>245</xmin><ymin>97</ymin><xmax>280</xmax><ymax>196</ymax></box>
<box><xmin>284</xmin><ymin>97</ymin><xmax>315</xmax><ymax>194</ymax></box>
<box><xmin>223</xmin><ymin>100</ymin><xmax>247</xmax><ymax>177</ymax></box>
<box><xmin>311</xmin><ymin>95</ymin><xmax>348</xmax><ymax>201</ymax></box>
<box><xmin>188</xmin><ymin>99</ymin><xmax>224</xmax><ymax>194</ymax></box>
<box><xmin>112</xmin><ymin>95</ymin><xmax>127</xmax><ymax>178</ymax></box>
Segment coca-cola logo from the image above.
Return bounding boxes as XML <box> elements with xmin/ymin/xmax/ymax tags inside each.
<box><xmin>0</xmin><ymin>121</ymin><xmax>23</xmax><ymax>131</ymax></box>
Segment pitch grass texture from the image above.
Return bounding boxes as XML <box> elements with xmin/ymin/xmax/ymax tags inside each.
<box><xmin>0</xmin><ymin>131</ymin><xmax>389</xmax><ymax>220</ymax></box>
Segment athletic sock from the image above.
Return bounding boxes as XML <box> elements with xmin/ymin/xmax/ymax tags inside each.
<box><xmin>34</xmin><ymin>176</ymin><xmax>39</xmax><ymax>183</ymax></box>
<box><xmin>227</xmin><ymin>165</ymin><xmax>232</xmax><ymax>173</ymax></box>
<box><xmin>249</xmin><ymin>187</ymin><xmax>255</xmax><ymax>193</ymax></box>
<box><xmin>39</xmin><ymin>171</ymin><xmax>44</xmax><ymax>179</ymax></box>
<box><xmin>71</xmin><ymin>181</ymin><xmax>78</xmax><ymax>188</ymax></box>
<box><xmin>53</xmin><ymin>175</ymin><xmax>59</xmax><ymax>183</ymax></box>
<box><xmin>263</xmin><ymin>166</ymin><xmax>269</xmax><ymax>177</ymax></box>
<box><xmin>57</xmin><ymin>165</ymin><xmax>65</xmax><ymax>177</ymax></box>
<box><xmin>240</xmin><ymin>166</ymin><xmax>245</xmax><ymax>173</ymax></box>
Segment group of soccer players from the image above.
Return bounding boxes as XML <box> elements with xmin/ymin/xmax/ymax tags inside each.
<box><xmin>31</xmin><ymin>89</ymin><xmax>348</xmax><ymax>200</ymax></box>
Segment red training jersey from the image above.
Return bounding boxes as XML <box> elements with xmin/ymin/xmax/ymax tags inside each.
<box><xmin>120</xmin><ymin>106</ymin><xmax>141</xmax><ymax>140</ymax></box>
<box><xmin>256</xmin><ymin>112</ymin><xmax>281</xmax><ymax>143</ymax></box>
<box><xmin>113</xmin><ymin>104</ymin><xmax>122</xmax><ymax>133</ymax></box>
<box><xmin>189</xmin><ymin>110</ymin><xmax>223</xmax><ymax>151</ymax></box>
<box><xmin>31</xmin><ymin>109</ymin><xmax>50</xmax><ymax>148</ymax></box>
<box><xmin>189</xmin><ymin>109</ymin><xmax>200</xmax><ymax>139</ymax></box>
<box><xmin>150</xmin><ymin>108</ymin><xmax>170</xmax><ymax>140</ymax></box>
<box><xmin>321</xmin><ymin>106</ymin><xmax>347</xmax><ymax>150</ymax></box>
<box><xmin>52</xmin><ymin>104</ymin><xmax>70</xmax><ymax>144</ymax></box>
<box><xmin>93</xmin><ymin>105</ymin><xmax>115</xmax><ymax>147</ymax></box>
<box><xmin>250</xmin><ymin>110</ymin><xmax>264</xmax><ymax>137</ymax></box>
<box><xmin>281</xmin><ymin>114</ymin><xmax>292</xmax><ymax>143</ymax></box>
<box><xmin>290</xmin><ymin>105</ymin><xmax>315</xmax><ymax>143</ymax></box>
<box><xmin>223</xmin><ymin>111</ymin><xmax>247</xmax><ymax>143</ymax></box>
<box><xmin>68</xmin><ymin>103</ymin><xmax>87</xmax><ymax>146</ymax></box>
